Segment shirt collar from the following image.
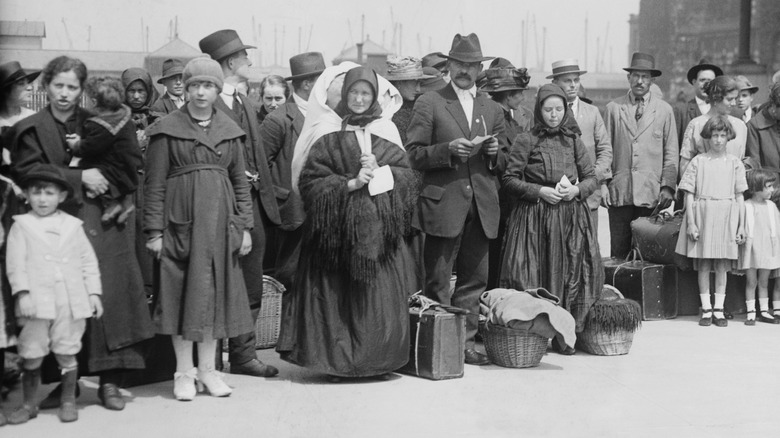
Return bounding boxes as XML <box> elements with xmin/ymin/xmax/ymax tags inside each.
<box><xmin>694</xmin><ymin>95</ymin><xmax>707</xmax><ymax>106</ymax></box>
<box><xmin>452</xmin><ymin>82</ymin><xmax>476</xmax><ymax>99</ymax></box>
<box><xmin>628</xmin><ymin>90</ymin><xmax>650</xmax><ymax>104</ymax></box>
<box><xmin>292</xmin><ymin>92</ymin><xmax>308</xmax><ymax>117</ymax></box>
<box><xmin>167</xmin><ymin>92</ymin><xmax>184</xmax><ymax>102</ymax></box>
<box><xmin>221</xmin><ymin>82</ymin><xmax>237</xmax><ymax>96</ymax></box>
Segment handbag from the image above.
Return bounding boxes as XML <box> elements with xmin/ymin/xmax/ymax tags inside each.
<box><xmin>630</xmin><ymin>208</ymin><xmax>693</xmax><ymax>270</ymax></box>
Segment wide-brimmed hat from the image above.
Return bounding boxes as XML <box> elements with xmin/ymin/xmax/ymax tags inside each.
<box><xmin>199</xmin><ymin>29</ymin><xmax>256</xmax><ymax>61</ymax></box>
<box><xmin>734</xmin><ymin>75</ymin><xmax>758</xmax><ymax>94</ymax></box>
<box><xmin>546</xmin><ymin>58</ymin><xmax>587</xmax><ymax>79</ymax></box>
<box><xmin>479</xmin><ymin>67</ymin><xmax>531</xmax><ymax>93</ymax></box>
<box><xmin>419</xmin><ymin>67</ymin><xmax>447</xmax><ymax>93</ymax></box>
<box><xmin>157</xmin><ymin>58</ymin><xmax>185</xmax><ymax>84</ymax></box>
<box><xmin>422</xmin><ymin>52</ymin><xmax>447</xmax><ymax>70</ymax></box>
<box><xmin>385</xmin><ymin>56</ymin><xmax>435</xmax><ymax>81</ymax></box>
<box><xmin>286</xmin><ymin>52</ymin><xmax>326</xmax><ymax>81</ymax></box>
<box><xmin>18</xmin><ymin>164</ymin><xmax>74</xmax><ymax>198</ymax></box>
<box><xmin>437</xmin><ymin>33</ymin><xmax>494</xmax><ymax>64</ymax></box>
<box><xmin>0</xmin><ymin>61</ymin><xmax>41</xmax><ymax>89</ymax></box>
<box><xmin>623</xmin><ymin>52</ymin><xmax>662</xmax><ymax>77</ymax></box>
<box><xmin>686</xmin><ymin>59</ymin><xmax>723</xmax><ymax>84</ymax></box>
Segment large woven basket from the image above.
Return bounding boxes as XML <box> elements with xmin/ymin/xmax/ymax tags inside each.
<box><xmin>481</xmin><ymin>321</ymin><xmax>548</xmax><ymax>368</ymax></box>
<box><xmin>577</xmin><ymin>285</ymin><xmax>638</xmax><ymax>356</ymax></box>
<box><xmin>254</xmin><ymin>275</ymin><xmax>285</xmax><ymax>349</ymax></box>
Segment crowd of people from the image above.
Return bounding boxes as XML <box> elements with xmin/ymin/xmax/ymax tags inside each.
<box><xmin>1</xmin><ymin>28</ymin><xmax>780</xmax><ymax>426</ymax></box>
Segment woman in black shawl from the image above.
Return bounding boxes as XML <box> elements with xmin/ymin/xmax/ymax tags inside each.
<box><xmin>279</xmin><ymin>66</ymin><xmax>415</xmax><ymax>381</ymax></box>
<box><xmin>499</xmin><ymin>84</ymin><xmax>603</xmax><ymax>354</ymax></box>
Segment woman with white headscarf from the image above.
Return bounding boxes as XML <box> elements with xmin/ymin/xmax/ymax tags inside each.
<box><xmin>277</xmin><ymin>64</ymin><xmax>416</xmax><ymax>381</ymax></box>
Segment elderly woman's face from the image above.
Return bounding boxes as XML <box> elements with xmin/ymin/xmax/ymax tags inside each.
<box><xmin>262</xmin><ymin>84</ymin><xmax>286</xmax><ymax>113</ymax></box>
<box><xmin>325</xmin><ymin>74</ymin><xmax>345</xmax><ymax>110</ymax></box>
<box><xmin>347</xmin><ymin>80</ymin><xmax>374</xmax><ymax>115</ymax></box>
<box><xmin>46</xmin><ymin>70</ymin><xmax>82</xmax><ymax>113</ymax></box>
<box><xmin>540</xmin><ymin>95</ymin><xmax>565</xmax><ymax>128</ymax></box>
<box><xmin>394</xmin><ymin>80</ymin><xmax>421</xmax><ymax>102</ymax></box>
<box><xmin>125</xmin><ymin>80</ymin><xmax>148</xmax><ymax>109</ymax></box>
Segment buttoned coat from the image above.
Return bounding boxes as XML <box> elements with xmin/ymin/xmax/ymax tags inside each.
<box><xmin>7</xmin><ymin>212</ymin><xmax>102</xmax><ymax>321</ymax></box>
<box><xmin>406</xmin><ymin>83</ymin><xmax>507</xmax><ymax>239</ymax></box>
<box><xmin>604</xmin><ymin>92</ymin><xmax>678</xmax><ymax>208</ymax></box>
<box><xmin>746</xmin><ymin>107</ymin><xmax>780</xmax><ymax>173</ymax></box>
<box><xmin>673</xmin><ymin>98</ymin><xmax>701</xmax><ymax>146</ymax></box>
<box><xmin>259</xmin><ymin>101</ymin><xmax>305</xmax><ymax>230</ymax></box>
<box><xmin>150</xmin><ymin>93</ymin><xmax>182</xmax><ymax>115</ymax></box>
<box><xmin>575</xmin><ymin>100</ymin><xmax>613</xmax><ymax>210</ymax></box>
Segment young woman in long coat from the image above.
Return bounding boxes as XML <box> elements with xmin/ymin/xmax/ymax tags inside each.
<box><xmin>144</xmin><ymin>58</ymin><xmax>254</xmax><ymax>400</ymax></box>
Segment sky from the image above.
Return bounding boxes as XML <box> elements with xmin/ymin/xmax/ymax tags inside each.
<box><xmin>1</xmin><ymin>0</ymin><xmax>640</xmax><ymax>74</ymax></box>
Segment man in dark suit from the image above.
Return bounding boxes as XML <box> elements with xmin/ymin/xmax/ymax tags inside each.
<box><xmin>150</xmin><ymin>58</ymin><xmax>186</xmax><ymax>114</ymax></box>
<box><xmin>200</xmin><ymin>29</ymin><xmax>281</xmax><ymax>378</ymax></box>
<box><xmin>673</xmin><ymin>59</ymin><xmax>723</xmax><ymax>145</ymax></box>
<box><xmin>406</xmin><ymin>33</ymin><xmax>507</xmax><ymax>366</ymax></box>
<box><xmin>259</xmin><ymin>52</ymin><xmax>325</xmax><ymax>290</ymax></box>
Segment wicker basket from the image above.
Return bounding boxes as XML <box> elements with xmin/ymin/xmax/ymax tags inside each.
<box><xmin>576</xmin><ymin>285</ymin><xmax>638</xmax><ymax>356</ymax></box>
<box><xmin>254</xmin><ymin>275</ymin><xmax>285</xmax><ymax>349</ymax></box>
<box><xmin>481</xmin><ymin>321</ymin><xmax>548</xmax><ymax>368</ymax></box>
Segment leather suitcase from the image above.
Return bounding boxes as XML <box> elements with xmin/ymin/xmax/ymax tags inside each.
<box><xmin>630</xmin><ymin>210</ymin><xmax>694</xmax><ymax>270</ymax></box>
<box><xmin>604</xmin><ymin>255</ymin><xmax>678</xmax><ymax>320</ymax></box>
<box><xmin>397</xmin><ymin>307</ymin><xmax>465</xmax><ymax>380</ymax></box>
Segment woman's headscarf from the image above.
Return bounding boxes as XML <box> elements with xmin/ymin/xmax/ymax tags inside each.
<box><xmin>120</xmin><ymin>67</ymin><xmax>159</xmax><ymax>113</ymax></box>
<box><xmin>532</xmin><ymin>83</ymin><xmax>580</xmax><ymax>138</ymax></box>
<box><xmin>290</xmin><ymin>62</ymin><xmax>403</xmax><ymax>193</ymax></box>
<box><xmin>334</xmin><ymin>66</ymin><xmax>383</xmax><ymax>128</ymax></box>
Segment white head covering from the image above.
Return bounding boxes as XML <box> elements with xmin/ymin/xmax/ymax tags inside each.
<box><xmin>290</xmin><ymin>61</ymin><xmax>403</xmax><ymax>193</ymax></box>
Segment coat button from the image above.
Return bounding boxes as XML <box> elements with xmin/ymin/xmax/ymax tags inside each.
<box><xmin>89</xmin><ymin>229</ymin><xmax>98</xmax><ymax>237</ymax></box>
<box><xmin>466</xmin><ymin>185</ymin><xmax>471</xmax><ymax>190</ymax></box>
<box><xmin>217</xmin><ymin>150</ymin><xmax>223</xmax><ymax>156</ymax></box>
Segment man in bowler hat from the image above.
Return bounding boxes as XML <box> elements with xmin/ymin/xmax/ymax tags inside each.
<box><xmin>406</xmin><ymin>33</ymin><xmax>507</xmax><ymax>365</ymax></box>
<box><xmin>199</xmin><ymin>29</ymin><xmax>281</xmax><ymax>377</ymax></box>
<box><xmin>151</xmin><ymin>58</ymin><xmax>186</xmax><ymax>114</ymax></box>
<box><xmin>604</xmin><ymin>52</ymin><xmax>678</xmax><ymax>259</ymax></box>
<box><xmin>259</xmin><ymin>52</ymin><xmax>325</xmax><ymax>291</ymax></box>
<box><xmin>673</xmin><ymin>59</ymin><xmax>723</xmax><ymax>145</ymax></box>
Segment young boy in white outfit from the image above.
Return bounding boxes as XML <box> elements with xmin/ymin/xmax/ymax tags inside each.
<box><xmin>5</xmin><ymin>165</ymin><xmax>102</xmax><ymax>424</ymax></box>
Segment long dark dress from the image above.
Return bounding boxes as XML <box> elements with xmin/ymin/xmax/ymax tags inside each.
<box><xmin>278</xmin><ymin>132</ymin><xmax>415</xmax><ymax>377</ymax></box>
<box><xmin>11</xmin><ymin>106</ymin><xmax>155</xmax><ymax>372</ymax></box>
<box><xmin>144</xmin><ymin>108</ymin><xmax>254</xmax><ymax>341</ymax></box>
<box><xmin>499</xmin><ymin>130</ymin><xmax>603</xmax><ymax>332</ymax></box>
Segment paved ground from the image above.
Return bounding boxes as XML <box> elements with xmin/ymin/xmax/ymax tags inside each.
<box><xmin>5</xmin><ymin>209</ymin><xmax>779</xmax><ymax>437</ymax></box>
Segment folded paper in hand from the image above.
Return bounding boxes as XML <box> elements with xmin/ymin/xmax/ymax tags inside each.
<box><xmin>469</xmin><ymin>134</ymin><xmax>495</xmax><ymax>157</ymax></box>
<box><xmin>555</xmin><ymin>174</ymin><xmax>572</xmax><ymax>193</ymax></box>
<box><xmin>368</xmin><ymin>165</ymin><xmax>394</xmax><ymax>196</ymax></box>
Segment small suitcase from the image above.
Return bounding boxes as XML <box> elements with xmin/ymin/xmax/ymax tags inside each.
<box><xmin>397</xmin><ymin>306</ymin><xmax>465</xmax><ymax>380</ymax></box>
<box><xmin>604</xmin><ymin>250</ymin><xmax>678</xmax><ymax>320</ymax></box>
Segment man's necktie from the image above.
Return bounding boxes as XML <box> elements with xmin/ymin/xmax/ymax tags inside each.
<box><xmin>635</xmin><ymin>96</ymin><xmax>644</xmax><ymax>121</ymax></box>
<box><xmin>232</xmin><ymin>93</ymin><xmax>244</xmax><ymax>125</ymax></box>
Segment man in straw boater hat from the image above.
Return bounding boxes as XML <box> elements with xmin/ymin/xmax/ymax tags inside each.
<box><xmin>199</xmin><ymin>29</ymin><xmax>281</xmax><ymax>378</ymax></box>
<box><xmin>385</xmin><ymin>55</ymin><xmax>435</xmax><ymax>144</ymax></box>
<box><xmin>548</xmin><ymin>58</ymin><xmax>612</xmax><ymax>229</ymax></box>
<box><xmin>604</xmin><ymin>52</ymin><xmax>678</xmax><ymax>259</ymax></box>
<box><xmin>151</xmin><ymin>58</ymin><xmax>186</xmax><ymax>114</ymax></box>
<box><xmin>406</xmin><ymin>33</ymin><xmax>508</xmax><ymax>366</ymax></box>
<box><xmin>476</xmin><ymin>57</ymin><xmax>532</xmax><ymax>290</ymax></box>
<box><xmin>673</xmin><ymin>59</ymin><xmax>723</xmax><ymax>145</ymax></box>
<box><xmin>258</xmin><ymin>52</ymin><xmax>325</xmax><ymax>292</ymax></box>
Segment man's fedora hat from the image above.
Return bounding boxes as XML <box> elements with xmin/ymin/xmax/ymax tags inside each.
<box><xmin>422</xmin><ymin>52</ymin><xmax>447</xmax><ymax>70</ymax></box>
<box><xmin>0</xmin><ymin>61</ymin><xmax>41</xmax><ymax>89</ymax></box>
<box><xmin>623</xmin><ymin>52</ymin><xmax>662</xmax><ymax>77</ymax></box>
<box><xmin>199</xmin><ymin>29</ymin><xmax>256</xmax><ymax>62</ymax></box>
<box><xmin>734</xmin><ymin>75</ymin><xmax>759</xmax><ymax>94</ymax></box>
<box><xmin>385</xmin><ymin>56</ymin><xmax>436</xmax><ymax>81</ymax></box>
<box><xmin>546</xmin><ymin>59</ymin><xmax>587</xmax><ymax>79</ymax></box>
<box><xmin>157</xmin><ymin>58</ymin><xmax>185</xmax><ymax>84</ymax></box>
<box><xmin>686</xmin><ymin>59</ymin><xmax>723</xmax><ymax>84</ymax></box>
<box><xmin>419</xmin><ymin>67</ymin><xmax>447</xmax><ymax>93</ymax></box>
<box><xmin>285</xmin><ymin>52</ymin><xmax>326</xmax><ymax>81</ymax></box>
<box><xmin>18</xmin><ymin>164</ymin><xmax>74</xmax><ymax>198</ymax></box>
<box><xmin>437</xmin><ymin>33</ymin><xmax>494</xmax><ymax>64</ymax></box>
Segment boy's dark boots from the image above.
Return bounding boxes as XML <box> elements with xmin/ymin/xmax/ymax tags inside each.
<box><xmin>57</xmin><ymin>369</ymin><xmax>79</xmax><ymax>422</ymax></box>
<box><xmin>8</xmin><ymin>368</ymin><xmax>40</xmax><ymax>425</ymax></box>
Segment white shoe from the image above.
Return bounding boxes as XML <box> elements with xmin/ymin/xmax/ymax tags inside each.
<box><xmin>173</xmin><ymin>368</ymin><xmax>197</xmax><ymax>401</ymax></box>
<box><xmin>196</xmin><ymin>368</ymin><xmax>232</xmax><ymax>397</ymax></box>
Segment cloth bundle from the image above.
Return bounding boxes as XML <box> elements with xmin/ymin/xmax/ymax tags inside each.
<box><xmin>480</xmin><ymin>288</ymin><xmax>576</xmax><ymax>348</ymax></box>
